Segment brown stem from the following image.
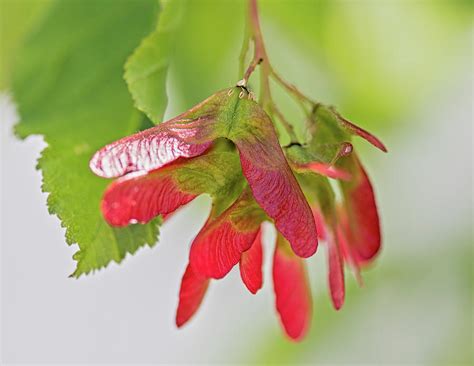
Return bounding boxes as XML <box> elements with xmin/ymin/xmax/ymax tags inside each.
<box><xmin>242</xmin><ymin>56</ymin><xmax>260</xmax><ymax>84</ymax></box>
<box><xmin>243</xmin><ymin>0</ymin><xmax>299</xmax><ymax>142</ymax></box>
<box><xmin>243</xmin><ymin>0</ymin><xmax>270</xmax><ymax>104</ymax></box>
<box><xmin>248</xmin><ymin>0</ymin><xmax>267</xmax><ymax>71</ymax></box>
<box><xmin>238</xmin><ymin>17</ymin><xmax>250</xmax><ymax>78</ymax></box>
<box><xmin>270</xmin><ymin>68</ymin><xmax>315</xmax><ymax>131</ymax></box>
<box><xmin>270</xmin><ymin>67</ymin><xmax>317</xmax><ymax>108</ymax></box>
<box><xmin>270</xmin><ymin>104</ymin><xmax>297</xmax><ymax>140</ymax></box>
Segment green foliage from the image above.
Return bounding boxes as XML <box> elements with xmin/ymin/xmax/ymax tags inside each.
<box><xmin>125</xmin><ymin>0</ymin><xmax>184</xmax><ymax>124</ymax></box>
<box><xmin>12</xmin><ymin>0</ymin><xmax>161</xmax><ymax>277</ymax></box>
<box><xmin>171</xmin><ymin>0</ymin><xmax>245</xmax><ymax>106</ymax></box>
<box><xmin>0</xmin><ymin>0</ymin><xmax>53</xmax><ymax>89</ymax></box>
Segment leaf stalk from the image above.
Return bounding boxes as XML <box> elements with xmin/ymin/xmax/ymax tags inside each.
<box><xmin>241</xmin><ymin>0</ymin><xmax>318</xmax><ymax>144</ymax></box>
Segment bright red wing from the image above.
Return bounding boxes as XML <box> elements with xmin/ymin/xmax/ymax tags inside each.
<box><xmin>101</xmin><ymin>171</ymin><xmax>196</xmax><ymax>226</ymax></box>
<box><xmin>236</xmin><ymin>139</ymin><xmax>318</xmax><ymax>259</ymax></box>
<box><xmin>189</xmin><ymin>190</ymin><xmax>264</xmax><ymax>279</ymax></box>
<box><xmin>327</xmin><ymin>230</ymin><xmax>345</xmax><ymax>310</ymax></box>
<box><xmin>311</xmin><ymin>207</ymin><xmax>327</xmax><ymax>241</ymax></box>
<box><xmin>302</xmin><ymin>162</ymin><xmax>351</xmax><ymax>181</ymax></box>
<box><xmin>176</xmin><ymin>264</ymin><xmax>210</xmax><ymax>327</ymax></box>
<box><xmin>338</xmin><ymin>155</ymin><xmax>382</xmax><ymax>264</ymax></box>
<box><xmin>229</xmin><ymin>97</ymin><xmax>318</xmax><ymax>259</ymax></box>
<box><xmin>336</xmin><ymin>209</ymin><xmax>363</xmax><ymax>286</ymax></box>
<box><xmin>273</xmin><ymin>235</ymin><xmax>312</xmax><ymax>341</ymax></box>
<box><xmin>336</xmin><ymin>113</ymin><xmax>387</xmax><ymax>152</ymax></box>
<box><xmin>239</xmin><ymin>228</ymin><xmax>263</xmax><ymax>294</ymax></box>
<box><xmin>190</xmin><ymin>220</ymin><xmax>258</xmax><ymax>279</ymax></box>
<box><xmin>101</xmin><ymin>151</ymin><xmax>244</xmax><ymax>227</ymax></box>
<box><xmin>312</xmin><ymin>208</ymin><xmax>345</xmax><ymax>310</ymax></box>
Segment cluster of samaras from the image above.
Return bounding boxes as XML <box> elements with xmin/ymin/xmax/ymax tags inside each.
<box><xmin>90</xmin><ymin>86</ymin><xmax>386</xmax><ymax>340</ymax></box>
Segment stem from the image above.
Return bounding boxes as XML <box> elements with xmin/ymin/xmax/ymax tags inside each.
<box><xmin>242</xmin><ymin>56</ymin><xmax>260</xmax><ymax>85</ymax></box>
<box><xmin>238</xmin><ymin>19</ymin><xmax>250</xmax><ymax>78</ymax></box>
<box><xmin>247</xmin><ymin>0</ymin><xmax>267</xmax><ymax>73</ymax></box>
<box><xmin>270</xmin><ymin>68</ymin><xmax>316</xmax><ymax>110</ymax></box>
<box><xmin>270</xmin><ymin>104</ymin><xmax>297</xmax><ymax>140</ymax></box>
<box><xmin>244</xmin><ymin>0</ymin><xmax>270</xmax><ymax>108</ymax></box>
<box><xmin>270</xmin><ymin>68</ymin><xmax>315</xmax><ymax>131</ymax></box>
<box><xmin>242</xmin><ymin>0</ymin><xmax>313</xmax><ymax>143</ymax></box>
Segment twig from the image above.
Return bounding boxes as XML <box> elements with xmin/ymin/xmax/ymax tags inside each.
<box><xmin>238</xmin><ymin>20</ymin><xmax>251</xmax><ymax>78</ymax></box>
<box><xmin>270</xmin><ymin>103</ymin><xmax>299</xmax><ymax>143</ymax></box>
<box><xmin>240</xmin><ymin>0</ymin><xmax>317</xmax><ymax>143</ymax></box>
<box><xmin>270</xmin><ymin>67</ymin><xmax>316</xmax><ymax>111</ymax></box>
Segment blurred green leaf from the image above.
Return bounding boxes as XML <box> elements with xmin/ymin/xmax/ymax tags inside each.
<box><xmin>12</xmin><ymin>0</ymin><xmax>161</xmax><ymax>277</ymax></box>
<box><xmin>171</xmin><ymin>0</ymin><xmax>245</xmax><ymax>107</ymax></box>
<box><xmin>260</xmin><ymin>0</ymin><xmax>472</xmax><ymax>131</ymax></box>
<box><xmin>125</xmin><ymin>0</ymin><xmax>184</xmax><ymax>124</ymax></box>
<box><xmin>0</xmin><ymin>0</ymin><xmax>53</xmax><ymax>90</ymax></box>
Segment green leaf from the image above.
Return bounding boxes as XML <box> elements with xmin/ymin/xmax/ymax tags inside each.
<box><xmin>124</xmin><ymin>0</ymin><xmax>184</xmax><ymax>124</ymax></box>
<box><xmin>12</xmin><ymin>0</ymin><xmax>161</xmax><ymax>277</ymax></box>
<box><xmin>171</xmin><ymin>0</ymin><xmax>245</xmax><ymax>106</ymax></box>
<box><xmin>0</xmin><ymin>0</ymin><xmax>53</xmax><ymax>90</ymax></box>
